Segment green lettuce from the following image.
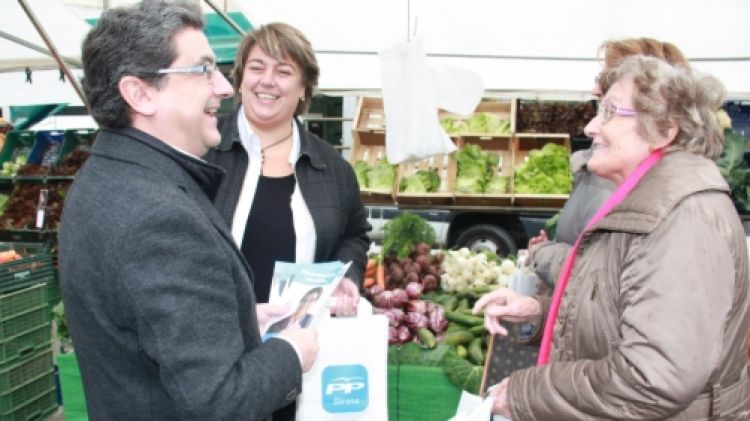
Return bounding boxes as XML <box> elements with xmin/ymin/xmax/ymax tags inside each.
<box><xmin>513</xmin><ymin>143</ymin><xmax>572</xmax><ymax>194</ymax></box>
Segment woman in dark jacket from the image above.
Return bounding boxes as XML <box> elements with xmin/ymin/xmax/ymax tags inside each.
<box><xmin>204</xmin><ymin>23</ymin><xmax>371</xmax><ymax>420</ymax></box>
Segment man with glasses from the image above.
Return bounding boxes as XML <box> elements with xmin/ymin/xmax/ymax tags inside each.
<box><xmin>58</xmin><ymin>2</ymin><xmax>318</xmax><ymax>420</ymax></box>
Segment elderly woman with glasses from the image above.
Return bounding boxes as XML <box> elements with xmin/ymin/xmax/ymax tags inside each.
<box><xmin>475</xmin><ymin>56</ymin><xmax>750</xmax><ymax>419</ymax></box>
<box><xmin>527</xmin><ymin>38</ymin><xmax>688</xmax><ymax>289</ymax></box>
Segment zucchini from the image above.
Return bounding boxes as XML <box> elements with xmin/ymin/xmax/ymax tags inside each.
<box><xmin>445</xmin><ymin>311</ymin><xmax>485</xmax><ymax>327</ymax></box>
<box><xmin>444</xmin><ymin>330</ymin><xmax>474</xmax><ymax>346</ymax></box>
<box><xmin>416</xmin><ymin>327</ymin><xmax>437</xmax><ymax>349</ymax></box>
<box><xmin>468</xmin><ymin>337</ymin><xmax>485</xmax><ymax>365</ymax></box>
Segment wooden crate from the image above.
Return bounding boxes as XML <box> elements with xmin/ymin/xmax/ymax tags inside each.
<box><xmin>396</xmin><ymin>153</ymin><xmax>456</xmax><ymax>206</ymax></box>
<box><xmin>353</xmin><ymin>96</ymin><xmax>386</xmax><ymax>131</ymax></box>
<box><xmin>453</xmin><ymin>136</ymin><xmax>513</xmax><ymax>206</ymax></box>
<box><xmin>515</xmin><ymin>99</ymin><xmax>596</xmax><ymax>138</ymax></box>
<box><xmin>512</xmin><ymin>133</ymin><xmax>571</xmax><ymax>208</ymax></box>
<box><xmin>439</xmin><ymin>99</ymin><xmax>515</xmax><ymax>136</ymax></box>
<box><xmin>350</xmin><ymin>96</ymin><xmax>396</xmax><ymax>204</ymax></box>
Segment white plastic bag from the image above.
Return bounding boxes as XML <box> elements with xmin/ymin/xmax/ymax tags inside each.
<box><xmin>379</xmin><ymin>36</ymin><xmax>483</xmax><ymax>164</ymax></box>
<box><xmin>296</xmin><ymin>314</ymin><xmax>388</xmax><ymax>421</ymax></box>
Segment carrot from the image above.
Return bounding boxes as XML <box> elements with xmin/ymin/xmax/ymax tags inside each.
<box><xmin>375</xmin><ymin>261</ymin><xmax>386</xmax><ymax>289</ymax></box>
<box><xmin>363</xmin><ymin>277</ymin><xmax>376</xmax><ymax>288</ymax></box>
<box><xmin>364</xmin><ymin>259</ymin><xmax>377</xmax><ymax>278</ymax></box>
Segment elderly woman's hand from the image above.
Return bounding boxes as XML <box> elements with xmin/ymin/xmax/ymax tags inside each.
<box><xmin>527</xmin><ymin>229</ymin><xmax>548</xmax><ymax>252</ymax></box>
<box><xmin>473</xmin><ymin>288</ymin><xmax>542</xmax><ymax>335</ymax></box>
<box><xmin>489</xmin><ymin>378</ymin><xmax>511</xmax><ymax>417</ymax></box>
<box><xmin>330</xmin><ymin>277</ymin><xmax>359</xmax><ymax>317</ymax></box>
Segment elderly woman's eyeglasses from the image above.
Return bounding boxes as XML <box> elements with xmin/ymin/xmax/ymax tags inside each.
<box><xmin>597</xmin><ymin>99</ymin><xmax>638</xmax><ymax>124</ymax></box>
<box><xmin>155</xmin><ymin>64</ymin><xmax>219</xmax><ymax>80</ymax></box>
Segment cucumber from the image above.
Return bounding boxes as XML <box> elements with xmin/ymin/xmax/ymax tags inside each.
<box><xmin>456</xmin><ymin>344</ymin><xmax>468</xmax><ymax>359</ymax></box>
<box><xmin>468</xmin><ymin>337</ymin><xmax>485</xmax><ymax>365</ymax></box>
<box><xmin>445</xmin><ymin>311</ymin><xmax>485</xmax><ymax>327</ymax></box>
<box><xmin>446</xmin><ymin>322</ymin><xmax>464</xmax><ymax>332</ymax></box>
<box><xmin>456</xmin><ymin>297</ymin><xmax>470</xmax><ymax>311</ymax></box>
<box><xmin>441</xmin><ymin>295</ymin><xmax>458</xmax><ymax>312</ymax></box>
<box><xmin>469</xmin><ymin>324</ymin><xmax>486</xmax><ymax>336</ymax></box>
<box><xmin>444</xmin><ymin>330</ymin><xmax>474</xmax><ymax>346</ymax></box>
<box><xmin>416</xmin><ymin>327</ymin><xmax>437</xmax><ymax>349</ymax></box>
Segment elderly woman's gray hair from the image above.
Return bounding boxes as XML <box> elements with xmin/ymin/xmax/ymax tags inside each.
<box><xmin>601</xmin><ymin>55</ymin><xmax>727</xmax><ymax>159</ymax></box>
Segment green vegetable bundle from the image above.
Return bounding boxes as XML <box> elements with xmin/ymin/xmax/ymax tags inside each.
<box><xmin>382</xmin><ymin>212</ymin><xmax>436</xmax><ymax>259</ymax></box>
<box><xmin>513</xmin><ymin>143</ymin><xmax>572</xmax><ymax>194</ymax></box>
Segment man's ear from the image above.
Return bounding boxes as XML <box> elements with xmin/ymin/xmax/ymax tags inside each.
<box><xmin>118</xmin><ymin>75</ymin><xmax>157</xmax><ymax>116</ymax></box>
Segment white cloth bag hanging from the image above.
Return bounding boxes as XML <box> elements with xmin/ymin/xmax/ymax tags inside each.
<box><xmin>379</xmin><ymin>36</ymin><xmax>483</xmax><ymax>164</ymax></box>
<box><xmin>296</xmin><ymin>313</ymin><xmax>388</xmax><ymax>421</ymax></box>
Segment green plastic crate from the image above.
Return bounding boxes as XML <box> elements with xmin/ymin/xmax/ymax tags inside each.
<box><xmin>0</xmin><ymin>244</ymin><xmax>53</xmax><ymax>295</ymax></box>
<box><xmin>0</xmin><ymin>305</ymin><xmax>49</xmax><ymax>342</ymax></box>
<box><xmin>0</xmin><ymin>387</ymin><xmax>56</xmax><ymax>421</ymax></box>
<box><xmin>0</xmin><ymin>284</ymin><xmax>46</xmax><ymax>322</ymax></box>
<box><xmin>60</xmin><ymin>129</ymin><xmax>96</xmax><ymax>158</ymax></box>
<box><xmin>0</xmin><ymin>323</ymin><xmax>50</xmax><ymax>369</ymax></box>
<box><xmin>387</xmin><ymin>364</ymin><xmax>462</xmax><ymax>421</ymax></box>
<box><xmin>0</xmin><ymin>369</ymin><xmax>54</xmax><ymax>414</ymax></box>
<box><xmin>0</xmin><ymin>132</ymin><xmax>34</xmax><ymax>178</ymax></box>
<box><xmin>0</xmin><ymin>349</ymin><xmax>52</xmax><ymax>391</ymax></box>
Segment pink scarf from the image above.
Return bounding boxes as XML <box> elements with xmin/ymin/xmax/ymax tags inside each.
<box><xmin>537</xmin><ymin>149</ymin><xmax>664</xmax><ymax>365</ymax></box>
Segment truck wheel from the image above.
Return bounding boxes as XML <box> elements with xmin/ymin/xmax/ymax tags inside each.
<box><xmin>454</xmin><ymin>224</ymin><xmax>517</xmax><ymax>257</ymax></box>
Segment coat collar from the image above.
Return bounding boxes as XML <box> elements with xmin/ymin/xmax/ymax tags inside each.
<box><xmin>93</xmin><ymin>127</ymin><xmax>225</xmax><ymax>201</ymax></box>
<box><xmin>215</xmin><ymin>105</ymin><xmax>327</xmax><ymax>170</ymax></box>
<box><xmin>594</xmin><ymin>150</ymin><xmax>730</xmax><ymax>234</ymax></box>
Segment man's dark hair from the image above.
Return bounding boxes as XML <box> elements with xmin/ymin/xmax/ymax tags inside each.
<box><xmin>81</xmin><ymin>0</ymin><xmax>204</xmax><ymax>128</ymax></box>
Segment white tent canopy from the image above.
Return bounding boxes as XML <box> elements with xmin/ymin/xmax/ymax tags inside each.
<box><xmin>1</xmin><ymin>0</ymin><xmax>749</xmax><ymax>108</ymax></box>
<box><xmin>235</xmin><ymin>0</ymin><xmax>750</xmax><ymax>100</ymax></box>
<box><xmin>0</xmin><ymin>0</ymin><xmax>90</xmax><ymax>107</ymax></box>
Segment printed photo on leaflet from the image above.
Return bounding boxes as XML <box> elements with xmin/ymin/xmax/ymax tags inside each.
<box><xmin>262</xmin><ymin>261</ymin><xmax>351</xmax><ymax>340</ymax></box>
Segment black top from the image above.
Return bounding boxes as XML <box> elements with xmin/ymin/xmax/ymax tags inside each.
<box><xmin>241</xmin><ymin>174</ymin><xmax>296</xmax><ymax>303</ymax></box>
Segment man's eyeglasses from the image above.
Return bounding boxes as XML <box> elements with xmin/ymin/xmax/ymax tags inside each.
<box><xmin>597</xmin><ymin>99</ymin><xmax>638</xmax><ymax>124</ymax></box>
<box><xmin>154</xmin><ymin>64</ymin><xmax>219</xmax><ymax>80</ymax></box>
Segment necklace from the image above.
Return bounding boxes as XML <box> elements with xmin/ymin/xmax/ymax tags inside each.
<box><xmin>261</xmin><ymin>131</ymin><xmax>293</xmax><ymax>153</ymax></box>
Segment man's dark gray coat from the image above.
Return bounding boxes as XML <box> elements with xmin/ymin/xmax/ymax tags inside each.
<box><xmin>59</xmin><ymin>127</ymin><xmax>301</xmax><ymax>420</ymax></box>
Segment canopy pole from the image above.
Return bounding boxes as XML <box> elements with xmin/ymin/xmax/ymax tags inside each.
<box><xmin>202</xmin><ymin>0</ymin><xmax>245</xmax><ymax>36</ymax></box>
<box><xmin>0</xmin><ymin>30</ymin><xmax>82</xmax><ymax>69</ymax></box>
<box><xmin>17</xmin><ymin>0</ymin><xmax>90</xmax><ymax>112</ymax></box>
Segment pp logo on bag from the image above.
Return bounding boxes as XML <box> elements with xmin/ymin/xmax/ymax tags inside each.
<box><xmin>321</xmin><ymin>364</ymin><xmax>368</xmax><ymax>413</ymax></box>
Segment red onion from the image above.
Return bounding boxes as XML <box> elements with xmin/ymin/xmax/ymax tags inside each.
<box><xmin>376</xmin><ymin>308</ymin><xmax>405</xmax><ymax>327</ymax></box>
<box><xmin>368</xmin><ymin>284</ymin><xmax>384</xmax><ymax>298</ymax></box>
<box><xmin>404</xmin><ymin>281</ymin><xmax>423</xmax><ymax>300</ymax></box>
<box><xmin>373</xmin><ymin>290</ymin><xmax>394</xmax><ymax>309</ymax></box>
<box><xmin>406</xmin><ymin>299</ymin><xmax>427</xmax><ymax>315</ymax></box>
<box><xmin>405</xmin><ymin>312</ymin><xmax>429</xmax><ymax>330</ymax></box>
<box><xmin>388</xmin><ymin>326</ymin><xmax>400</xmax><ymax>345</ymax></box>
<box><xmin>391</xmin><ymin>288</ymin><xmax>409</xmax><ymax>308</ymax></box>
<box><xmin>428</xmin><ymin>305</ymin><xmax>447</xmax><ymax>333</ymax></box>
<box><xmin>397</xmin><ymin>325</ymin><xmax>413</xmax><ymax>343</ymax></box>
